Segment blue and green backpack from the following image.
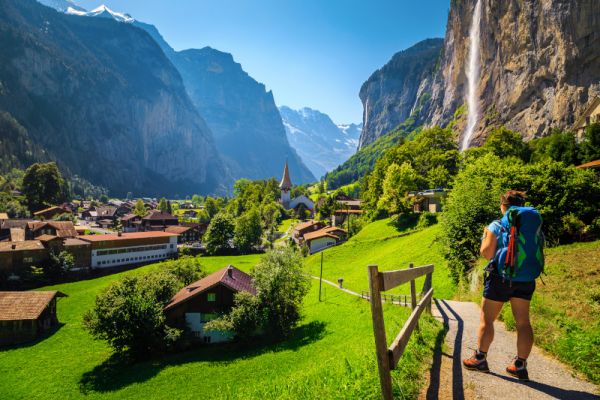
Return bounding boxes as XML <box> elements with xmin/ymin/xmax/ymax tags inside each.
<box><xmin>493</xmin><ymin>206</ymin><xmax>545</xmax><ymax>282</ymax></box>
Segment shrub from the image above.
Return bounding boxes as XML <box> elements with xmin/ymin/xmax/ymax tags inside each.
<box><xmin>83</xmin><ymin>272</ymin><xmax>181</xmax><ymax>358</ymax></box>
<box><xmin>161</xmin><ymin>256</ymin><xmax>205</xmax><ymax>286</ymax></box>
<box><xmin>417</xmin><ymin>212</ymin><xmax>438</xmax><ymax>229</ymax></box>
<box><xmin>206</xmin><ymin>248</ymin><xmax>310</xmax><ymax>340</ymax></box>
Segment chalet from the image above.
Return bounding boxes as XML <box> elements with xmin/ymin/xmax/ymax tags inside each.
<box><xmin>27</xmin><ymin>221</ymin><xmax>78</xmax><ymax>239</ymax></box>
<box><xmin>0</xmin><ymin>241</ymin><xmax>48</xmax><ymax>277</ymax></box>
<box><xmin>95</xmin><ymin>206</ymin><xmax>118</xmax><ymax>222</ymax></box>
<box><xmin>292</xmin><ymin>220</ymin><xmax>326</xmax><ymax>244</ymax></box>
<box><xmin>140</xmin><ymin>210</ymin><xmax>178</xmax><ymax>231</ymax></box>
<box><xmin>78</xmin><ymin>231</ymin><xmax>178</xmax><ymax>269</ymax></box>
<box><xmin>0</xmin><ymin>291</ymin><xmax>66</xmax><ymax>346</ymax></box>
<box><xmin>80</xmin><ymin>209</ymin><xmax>97</xmax><ymax>222</ymax></box>
<box><xmin>180</xmin><ymin>222</ymin><xmax>207</xmax><ymax>237</ymax></box>
<box><xmin>97</xmin><ymin>219</ymin><xmax>114</xmax><ymax>229</ymax></box>
<box><xmin>0</xmin><ymin>219</ymin><xmax>33</xmax><ymax>241</ymax></box>
<box><xmin>332</xmin><ymin>209</ymin><xmax>364</xmax><ymax>227</ymax></box>
<box><xmin>302</xmin><ymin>226</ymin><xmax>347</xmax><ymax>254</ymax></box>
<box><xmin>165</xmin><ymin>266</ymin><xmax>255</xmax><ymax>343</ymax></box>
<box><xmin>33</xmin><ymin>206</ymin><xmax>71</xmax><ymax>221</ymax></box>
<box><xmin>573</xmin><ymin>96</ymin><xmax>600</xmax><ymax>140</ymax></box>
<box><xmin>165</xmin><ymin>225</ymin><xmax>200</xmax><ymax>243</ymax></box>
<box><xmin>121</xmin><ymin>213</ymin><xmax>143</xmax><ymax>232</ymax></box>
<box><xmin>408</xmin><ymin>189</ymin><xmax>447</xmax><ymax>213</ymax></box>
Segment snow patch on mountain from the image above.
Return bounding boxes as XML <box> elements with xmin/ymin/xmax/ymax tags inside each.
<box><xmin>66</xmin><ymin>4</ymin><xmax>134</xmax><ymax>23</ymax></box>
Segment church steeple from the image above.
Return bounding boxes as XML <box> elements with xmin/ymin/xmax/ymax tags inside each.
<box><xmin>279</xmin><ymin>160</ymin><xmax>292</xmax><ymax>191</ymax></box>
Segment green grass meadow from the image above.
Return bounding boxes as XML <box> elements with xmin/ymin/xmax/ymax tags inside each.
<box><xmin>306</xmin><ymin>220</ymin><xmax>456</xmax><ymax>299</ymax></box>
<box><xmin>0</xmin><ymin>238</ymin><xmax>444</xmax><ymax>399</ymax></box>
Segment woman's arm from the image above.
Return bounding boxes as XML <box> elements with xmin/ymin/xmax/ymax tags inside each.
<box><xmin>480</xmin><ymin>227</ymin><xmax>497</xmax><ymax>260</ymax></box>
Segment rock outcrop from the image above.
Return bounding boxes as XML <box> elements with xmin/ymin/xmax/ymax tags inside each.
<box><xmin>358</xmin><ymin>39</ymin><xmax>443</xmax><ymax>148</ymax></box>
<box><xmin>359</xmin><ymin>0</ymin><xmax>600</xmax><ymax>148</ymax></box>
<box><xmin>427</xmin><ymin>0</ymin><xmax>600</xmax><ymax>144</ymax></box>
<box><xmin>0</xmin><ymin>0</ymin><xmax>228</xmax><ymax>196</ymax></box>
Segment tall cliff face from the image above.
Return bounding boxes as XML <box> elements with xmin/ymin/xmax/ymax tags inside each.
<box><xmin>0</xmin><ymin>0</ymin><xmax>228</xmax><ymax>196</ymax></box>
<box><xmin>279</xmin><ymin>106</ymin><xmax>360</xmax><ymax>178</ymax></box>
<box><xmin>136</xmin><ymin>23</ymin><xmax>315</xmax><ymax>184</ymax></box>
<box><xmin>358</xmin><ymin>39</ymin><xmax>444</xmax><ymax>148</ymax></box>
<box><xmin>428</xmin><ymin>0</ymin><xmax>600</xmax><ymax>144</ymax></box>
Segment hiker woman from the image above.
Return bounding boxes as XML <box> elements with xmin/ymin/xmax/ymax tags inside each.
<box><xmin>463</xmin><ymin>190</ymin><xmax>544</xmax><ymax>381</ymax></box>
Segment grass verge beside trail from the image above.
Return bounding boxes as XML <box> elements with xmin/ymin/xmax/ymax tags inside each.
<box><xmin>306</xmin><ymin>220</ymin><xmax>456</xmax><ymax>299</ymax></box>
<box><xmin>0</xmin><ymin>252</ymin><xmax>443</xmax><ymax>399</ymax></box>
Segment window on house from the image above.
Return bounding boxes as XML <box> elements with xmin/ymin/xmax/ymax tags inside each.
<box><xmin>207</xmin><ymin>293</ymin><xmax>216</xmax><ymax>302</ymax></box>
<box><xmin>23</xmin><ymin>257</ymin><xmax>33</xmax><ymax>263</ymax></box>
<box><xmin>203</xmin><ymin>336</ymin><xmax>211</xmax><ymax>344</ymax></box>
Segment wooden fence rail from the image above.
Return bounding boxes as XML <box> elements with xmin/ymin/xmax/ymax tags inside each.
<box><xmin>368</xmin><ymin>262</ymin><xmax>434</xmax><ymax>400</ymax></box>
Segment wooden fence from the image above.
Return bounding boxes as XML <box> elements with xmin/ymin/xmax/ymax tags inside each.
<box><xmin>367</xmin><ymin>262</ymin><xmax>434</xmax><ymax>400</ymax></box>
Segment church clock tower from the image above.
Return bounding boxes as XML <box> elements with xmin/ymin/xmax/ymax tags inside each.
<box><xmin>279</xmin><ymin>160</ymin><xmax>292</xmax><ymax>209</ymax></box>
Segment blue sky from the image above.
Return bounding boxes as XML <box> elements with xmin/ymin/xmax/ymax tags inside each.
<box><xmin>78</xmin><ymin>0</ymin><xmax>450</xmax><ymax>124</ymax></box>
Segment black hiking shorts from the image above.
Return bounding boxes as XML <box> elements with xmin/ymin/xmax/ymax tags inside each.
<box><xmin>483</xmin><ymin>273</ymin><xmax>535</xmax><ymax>302</ymax></box>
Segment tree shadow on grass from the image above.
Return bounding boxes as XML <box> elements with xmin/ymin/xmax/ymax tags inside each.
<box><xmin>78</xmin><ymin>320</ymin><xmax>328</xmax><ymax>394</ymax></box>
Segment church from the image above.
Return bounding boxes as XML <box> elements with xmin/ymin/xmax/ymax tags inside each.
<box><xmin>279</xmin><ymin>161</ymin><xmax>315</xmax><ymax>217</ymax></box>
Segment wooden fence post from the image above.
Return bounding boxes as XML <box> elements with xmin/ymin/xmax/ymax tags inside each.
<box><xmin>368</xmin><ymin>264</ymin><xmax>393</xmax><ymax>400</ymax></box>
<box><xmin>409</xmin><ymin>263</ymin><xmax>419</xmax><ymax>331</ymax></box>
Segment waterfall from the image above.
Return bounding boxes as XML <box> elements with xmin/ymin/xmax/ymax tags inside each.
<box><xmin>461</xmin><ymin>0</ymin><xmax>483</xmax><ymax>151</ymax></box>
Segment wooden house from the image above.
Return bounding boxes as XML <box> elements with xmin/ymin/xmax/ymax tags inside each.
<box><xmin>164</xmin><ymin>266</ymin><xmax>255</xmax><ymax>343</ymax></box>
<box><xmin>0</xmin><ymin>291</ymin><xmax>66</xmax><ymax>346</ymax></box>
<box><xmin>140</xmin><ymin>210</ymin><xmax>178</xmax><ymax>231</ymax></box>
<box><xmin>33</xmin><ymin>206</ymin><xmax>71</xmax><ymax>221</ymax></box>
<box><xmin>292</xmin><ymin>220</ymin><xmax>325</xmax><ymax>244</ymax></box>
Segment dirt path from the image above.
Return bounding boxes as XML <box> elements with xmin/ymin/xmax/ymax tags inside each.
<box><xmin>419</xmin><ymin>300</ymin><xmax>599</xmax><ymax>400</ymax></box>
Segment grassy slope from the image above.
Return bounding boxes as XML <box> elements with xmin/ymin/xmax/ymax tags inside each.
<box><xmin>0</xmin><ymin>251</ymin><xmax>443</xmax><ymax>399</ymax></box>
<box><xmin>498</xmin><ymin>240</ymin><xmax>600</xmax><ymax>383</ymax></box>
<box><xmin>306</xmin><ymin>220</ymin><xmax>456</xmax><ymax>299</ymax></box>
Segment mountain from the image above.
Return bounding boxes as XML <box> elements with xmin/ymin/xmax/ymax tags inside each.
<box><xmin>358</xmin><ymin>38</ymin><xmax>443</xmax><ymax>148</ymax></box>
<box><xmin>427</xmin><ymin>0</ymin><xmax>600</xmax><ymax>144</ymax></box>
<box><xmin>36</xmin><ymin>0</ymin><xmax>84</xmax><ymax>12</ymax></box>
<box><xmin>359</xmin><ymin>0</ymin><xmax>600</xmax><ymax>149</ymax></box>
<box><xmin>66</xmin><ymin>4</ymin><xmax>134</xmax><ymax>23</ymax></box>
<box><xmin>0</xmin><ymin>0</ymin><xmax>228</xmax><ymax>196</ymax></box>
<box><xmin>133</xmin><ymin>22</ymin><xmax>315</xmax><ymax>184</ymax></box>
<box><xmin>279</xmin><ymin>106</ymin><xmax>360</xmax><ymax>179</ymax></box>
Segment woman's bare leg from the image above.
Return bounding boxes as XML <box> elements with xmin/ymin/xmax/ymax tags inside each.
<box><xmin>478</xmin><ymin>298</ymin><xmax>504</xmax><ymax>352</ymax></box>
<box><xmin>509</xmin><ymin>297</ymin><xmax>534</xmax><ymax>359</ymax></box>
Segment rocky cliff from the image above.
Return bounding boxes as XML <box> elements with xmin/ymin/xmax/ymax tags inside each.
<box><xmin>427</xmin><ymin>0</ymin><xmax>600</xmax><ymax>144</ymax></box>
<box><xmin>136</xmin><ymin>23</ymin><xmax>315</xmax><ymax>184</ymax></box>
<box><xmin>0</xmin><ymin>0</ymin><xmax>228</xmax><ymax>196</ymax></box>
<box><xmin>279</xmin><ymin>106</ymin><xmax>360</xmax><ymax>178</ymax></box>
<box><xmin>360</xmin><ymin>0</ymin><xmax>600</xmax><ymax>149</ymax></box>
<box><xmin>358</xmin><ymin>38</ymin><xmax>444</xmax><ymax>148</ymax></box>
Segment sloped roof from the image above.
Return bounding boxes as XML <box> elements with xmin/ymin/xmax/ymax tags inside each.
<box><xmin>33</xmin><ymin>206</ymin><xmax>69</xmax><ymax>216</ymax></box>
<box><xmin>36</xmin><ymin>234</ymin><xmax>60</xmax><ymax>242</ymax></box>
<box><xmin>293</xmin><ymin>220</ymin><xmax>323</xmax><ymax>232</ymax></box>
<box><xmin>165</xmin><ymin>266</ymin><xmax>255</xmax><ymax>311</ymax></box>
<box><xmin>303</xmin><ymin>229</ymin><xmax>340</xmax><ymax>242</ymax></box>
<box><xmin>0</xmin><ymin>240</ymin><xmax>45</xmax><ymax>252</ymax></box>
<box><xmin>165</xmin><ymin>225</ymin><xmax>192</xmax><ymax>234</ymax></box>
<box><xmin>28</xmin><ymin>221</ymin><xmax>78</xmax><ymax>238</ymax></box>
<box><xmin>279</xmin><ymin>160</ymin><xmax>292</xmax><ymax>190</ymax></box>
<box><xmin>64</xmin><ymin>238</ymin><xmax>90</xmax><ymax>247</ymax></box>
<box><xmin>142</xmin><ymin>210</ymin><xmax>178</xmax><ymax>221</ymax></box>
<box><xmin>96</xmin><ymin>206</ymin><xmax>118</xmax><ymax>217</ymax></box>
<box><xmin>78</xmin><ymin>231</ymin><xmax>176</xmax><ymax>242</ymax></box>
<box><xmin>0</xmin><ymin>291</ymin><xmax>66</xmax><ymax>321</ymax></box>
<box><xmin>0</xmin><ymin>213</ymin><xmax>8</xmax><ymax>220</ymax></box>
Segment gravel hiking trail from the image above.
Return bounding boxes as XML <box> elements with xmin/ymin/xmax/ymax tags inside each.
<box><xmin>419</xmin><ymin>300</ymin><xmax>599</xmax><ymax>400</ymax></box>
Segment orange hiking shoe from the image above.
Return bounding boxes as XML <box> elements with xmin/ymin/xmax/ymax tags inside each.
<box><xmin>463</xmin><ymin>351</ymin><xmax>490</xmax><ymax>372</ymax></box>
<box><xmin>506</xmin><ymin>357</ymin><xmax>529</xmax><ymax>381</ymax></box>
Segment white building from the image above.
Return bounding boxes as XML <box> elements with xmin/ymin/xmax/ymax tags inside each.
<box><xmin>279</xmin><ymin>161</ymin><xmax>314</xmax><ymax>214</ymax></box>
<box><xmin>78</xmin><ymin>231</ymin><xmax>178</xmax><ymax>269</ymax></box>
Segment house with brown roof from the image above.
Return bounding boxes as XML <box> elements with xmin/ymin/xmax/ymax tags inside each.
<box><xmin>165</xmin><ymin>225</ymin><xmax>200</xmax><ymax>243</ymax></box>
<box><xmin>0</xmin><ymin>219</ymin><xmax>33</xmax><ymax>241</ymax></box>
<box><xmin>27</xmin><ymin>221</ymin><xmax>78</xmax><ymax>239</ymax></box>
<box><xmin>141</xmin><ymin>210</ymin><xmax>179</xmax><ymax>231</ymax></box>
<box><xmin>0</xmin><ymin>291</ymin><xmax>66</xmax><ymax>346</ymax></box>
<box><xmin>165</xmin><ymin>266</ymin><xmax>255</xmax><ymax>343</ymax></box>
<box><xmin>292</xmin><ymin>220</ymin><xmax>326</xmax><ymax>244</ymax></box>
<box><xmin>33</xmin><ymin>206</ymin><xmax>72</xmax><ymax>221</ymax></box>
<box><xmin>120</xmin><ymin>213</ymin><xmax>142</xmax><ymax>232</ymax></box>
<box><xmin>0</xmin><ymin>241</ymin><xmax>49</xmax><ymax>277</ymax></box>
<box><xmin>302</xmin><ymin>226</ymin><xmax>347</xmax><ymax>254</ymax></box>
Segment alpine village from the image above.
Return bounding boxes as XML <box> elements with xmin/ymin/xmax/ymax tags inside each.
<box><xmin>0</xmin><ymin>1</ymin><xmax>599</xmax><ymax>399</ymax></box>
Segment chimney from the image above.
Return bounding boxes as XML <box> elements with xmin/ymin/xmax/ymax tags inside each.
<box><xmin>11</xmin><ymin>244</ymin><xmax>16</xmax><ymax>250</ymax></box>
<box><xmin>117</xmin><ymin>231</ymin><xmax>122</xmax><ymax>237</ymax></box>
<box><xmin>227</xmin><ymin>265</ymin><xmax>234</xmax><ymax>278</ymax></box>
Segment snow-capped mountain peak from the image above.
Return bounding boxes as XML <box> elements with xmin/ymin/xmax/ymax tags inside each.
<box><xmin>37</xmin><ymin>0</ymin><xmax>85</xmax><ymax>13</ymax></box>
<box><xmin>66</xmin><ymin>4</ymin><xmax>134</xmax><ymax>23</ymax></box>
